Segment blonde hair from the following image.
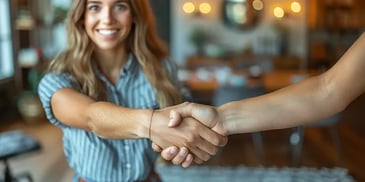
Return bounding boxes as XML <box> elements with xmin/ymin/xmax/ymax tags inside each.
<box><xmin>48</xmin><ymin>0</ymin><xmax>182</xmax><ymax>107</ymax></box>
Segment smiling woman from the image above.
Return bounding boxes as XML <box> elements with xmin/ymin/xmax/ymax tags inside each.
<box><xmin>37</xmin><ymin>0</ymin><xmax>227</xmax><ymax>181</ymax></box>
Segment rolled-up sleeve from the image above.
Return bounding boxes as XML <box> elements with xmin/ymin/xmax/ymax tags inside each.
<box><xmin>38</xmin><ymin>73</ymin><xmax>77</xmax><ymax>128</ymax></box>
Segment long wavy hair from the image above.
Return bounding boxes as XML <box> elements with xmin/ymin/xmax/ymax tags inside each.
<box><xmin>48</xmin><ymin>0</ymin><xmax>182</xmax><ymax>107</ymax></box>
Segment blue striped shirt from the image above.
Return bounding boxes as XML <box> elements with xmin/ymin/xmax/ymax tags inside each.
<box><xmin>38</xmin><ymin>54</ymin><xmax>188</xmax><ymax>182</ymax></box>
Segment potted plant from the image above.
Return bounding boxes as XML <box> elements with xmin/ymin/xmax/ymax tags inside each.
<box><xmin>189</xmin><ymin>27</ymin><xmax>207</xmax><ymax>55</ymax></box>
<box><xmin>17</xmin><ymin>66</ymin><xmax>45</xmax><ymax>123</ymax></box>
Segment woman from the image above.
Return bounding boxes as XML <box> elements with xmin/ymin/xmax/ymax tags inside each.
<box><xmin>38</xmin><ymin>0</ymin><xmax>226</xmax><ymax>181</ymax></box>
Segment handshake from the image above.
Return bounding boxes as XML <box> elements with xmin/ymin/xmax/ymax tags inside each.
<box><xmin>149</xmin><ymin>102</ymin><xmax>230</xmax><ymax>168</ymax></box>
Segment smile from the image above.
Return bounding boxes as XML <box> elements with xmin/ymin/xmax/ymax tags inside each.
<box><xmin>97</xmin><ymin>29</ymin><xmax>119</xmax><ymax>36</ymax></box>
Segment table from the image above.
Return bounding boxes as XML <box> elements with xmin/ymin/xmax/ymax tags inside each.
<box><xmin>262</xmin><ymin>70</ymin><xmax>321</xmax><ymax>91</ymax></box>
<box><xmin>0</xmin><ymin>130</ymin><xmax>41</xmax><ymax>182</ymax></box>
<box><xmin>180</xmin><ymin>69</ymin><xmax>321</xmax><ymax>104</ymax></box>
<box><xmin>182</xmin><ymin>69</ymin><xmax>321</xmax><ymax>92</ymax></box>
<box><xmin>179</xmin><ymin>68</ymin><xmax>261</xmax><ymax>104</ymax></box>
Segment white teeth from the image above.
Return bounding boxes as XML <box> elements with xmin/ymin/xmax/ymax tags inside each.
<box><xmin>98</xmin><ymin>29</ymin><xmax>117</xmax><ymax>35</ymax></box>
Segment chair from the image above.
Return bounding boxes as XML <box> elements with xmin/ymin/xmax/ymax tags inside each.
<box><xmin>272</xmin><ymin>56</ymin><xmax>302</xmax><ymax>70</ymax></box>
<box><xmin>0</xmin><ymin>130</ymin><xmax>41</xmax><ymax>182</ymax></box>
<box><xmin>290</xmin><ymin>113</ymin><xmax>343</xmax><ymax>166</ymax></box>
<box><xmin>212</xmin><ymin>85</ymin><xmax>266</xmax><ymax>164</ymax></box>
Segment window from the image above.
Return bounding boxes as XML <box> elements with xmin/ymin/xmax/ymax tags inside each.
<box><xmin>0</xmin><ymin>0</ymin><xmax>14</xmax><ymax>80</ymax></box>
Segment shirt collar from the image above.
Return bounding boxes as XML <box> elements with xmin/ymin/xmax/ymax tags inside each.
<box><xmin>122</xmin><ymin>54</ymin><xmax>138</xmax><ymax>76</ymax></box>
<box><xmin>93</xmin><ymin>53</ymin><xmax>138</xmax><ymax>83</ymax></box>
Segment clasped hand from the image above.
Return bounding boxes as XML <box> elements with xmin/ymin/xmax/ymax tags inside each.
<box><xmin>152</xmin><ymin>102</ymin><xmax>227</xmax><ymax>168</ymax></box>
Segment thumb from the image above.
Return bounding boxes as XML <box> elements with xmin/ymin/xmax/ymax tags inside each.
<box><xmin>169</xmin><ymin>102</ymin><xmax>218</xmax><ymax>128</ymax></box>
<box><xmin>168</xmin><ymin>110</ymin><xmax>182</xmax><ymax>127</ymax></box>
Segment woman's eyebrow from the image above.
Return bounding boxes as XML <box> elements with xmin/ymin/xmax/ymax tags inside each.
<box><xmin>86</xmin><ymin>0</ymin><xmax>128</xmax><ymax>4</ymax></box>
<box><xmin>87</xmin><ymin>0</ymin><xmax>101</xmax><ymax>4</ymax></box>
<box><xmin>115</xmin><ymin>0</ymin><xmax>129</xmax><ymax>3</ymax></box>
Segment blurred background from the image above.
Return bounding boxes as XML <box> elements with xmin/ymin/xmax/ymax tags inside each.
<box><xmin>0</xmin><ymin>0</ymin><xmax>365</xmax><ymax>181</ymax></box>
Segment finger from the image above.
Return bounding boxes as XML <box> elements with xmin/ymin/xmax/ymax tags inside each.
<box><xmin>200</xmin><ymin>127</ymin><xmax>228</xmax><ymax>147</ymax></box>
<box><xmin>182</xmin><ymin>154</ymin><xmax>194</xmax><ymax>168</ymax></box>
<box><xmin>151</xmin><ymin>143</ymin><xmax>163</xmax><ymax>152</ymax></box>
<box><xmin>195</xmin><ymin>139</ymin><xmax>218</xmax><ymax>156</ymax></box>
<box><xmin>168</xmin><ymin>110</ymin><xmax>182</xmax><ymax>127</ymax></box>
<box><xmin>188</xmin><ymin>142</ymin><xmax>211</xmax><ymax>162</ymax></box>
<box><xmin>190</xmin><ymin>126</ymin><xmax>226</xmax><ymax>155</ymax></box>
<box><xmin>160</xmin><ymin>146</ymin><xmax>179</xmax><ymax>161</ymax></box>
<box><xmin>193</xmin><ymin>157</ymin><xmax>203</xmax><ymax>164</ymax></box>
<box><xmin>171</xmin><ymin>147</ymin><xmax>189</xmax><ymax>165</ymax></box>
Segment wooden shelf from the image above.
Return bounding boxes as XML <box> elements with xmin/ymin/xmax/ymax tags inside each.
<box><xmin>11</xmin><ymin>0</ymin><xmax>40</xmax><ymax>93</ymax></box>
<box><xmin>15</xmin><ymin>18</ymin><xmax>35</xmax><ymax>30</ymax></box>
<box><xmin>309</xmin><ymin>0</ymin><xmax>365</xmax><ymax>30</ymax></box>
<box><xmin>307</xmin><ymin>0</ymin><xmax>364</xmax><ymax>69</ymax></box>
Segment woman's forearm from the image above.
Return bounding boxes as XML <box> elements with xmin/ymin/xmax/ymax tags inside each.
<box><xmin>219</xmin><ymin>33</ymin><xmax>365</xmax><ymax>135</ymax></box>
<box><xmin>51</xmin><ymin>88</ymin><xmax>151</xmax><ymax>139</ymax></box>
<box><xmin>86</xmin><ymin>102</ymin><xmax>151</xmax><ymax>139</ymax></box>
<box><xmin>86</xmin><ymin>102</ymin><xmax>227</xmax><ymax>162</ymax></box>
<box><xmin>218</xmin><ymin>74</ymin><xmax>343</xmax><ymax>135</ymax></box>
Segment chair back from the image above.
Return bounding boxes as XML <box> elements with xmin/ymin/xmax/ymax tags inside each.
<box><xmin>306</xmin><ymin>113</ymin><xmax>342</xmax><ymax>127</ymax></box>
<box><xmin>213</xmin><ymin>85</ymin><xmax>266</xmax><ymax>106</ymax></box>
<box><xmin>212</xmin><ymin>85</ymin><xmax>267</xmax><ymax>164</ymax></box>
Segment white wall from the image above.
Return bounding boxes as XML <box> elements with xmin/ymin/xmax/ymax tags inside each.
<box><xmin>171</xmin><ymin>0</ymin><xmax>308</xmax><ymax>67</ymax></box>
<box><xmin>0</xmin><ymin>0</ymin><xmax>14</xmax><ymax>79</ymax></box>
<box><xmin>36</xmin><ymin>0</ymin><xmax>71</xmax><ymax>59</ymax></box>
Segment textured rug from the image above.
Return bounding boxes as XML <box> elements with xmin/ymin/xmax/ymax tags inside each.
<box><xmin>156</xmin><ymin>165</ymin><xmax>354</xmax><ymax>182</ymax></box>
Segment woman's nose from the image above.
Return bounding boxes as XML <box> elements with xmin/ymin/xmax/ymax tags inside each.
<box><xmin>101</xmin><ymin>8</ymin><xmax>114</xmax><ymax>24</ymax></box>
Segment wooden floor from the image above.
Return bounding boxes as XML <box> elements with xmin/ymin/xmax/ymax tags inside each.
<box><xmin>0</xmin><ymin>118</ymin><xmax>74</xmax><ymax>182</ymax></box>
<box><xmin>1</xmin><ymin>94</ymin><xmax>365</xmax><ymax>181</ymax></box>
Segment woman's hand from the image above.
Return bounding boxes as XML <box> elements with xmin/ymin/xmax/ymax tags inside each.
<box><xmin>168</xmin><ymin>102</ymin><xmax>227</xmax><ymax>135</ymax></box>
<box><xmin>151</xmin><ymin>102</ymin><xmax>228</xmax><ymax>167</ymax></box>
<box><xmin>150</xmin><ymin>103</ymin><xmax>227</xmax><ymax>163</ymax></box>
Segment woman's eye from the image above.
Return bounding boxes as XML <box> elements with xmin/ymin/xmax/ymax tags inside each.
<box><xmin>115</xmin><ymin>4</ymin><xmax>127</xmax><ymax>11</ymax></box>
<box><xmin>88</xmin><ymin>5</ymin><xmax>100</xmax><ymax>11</ymax></box>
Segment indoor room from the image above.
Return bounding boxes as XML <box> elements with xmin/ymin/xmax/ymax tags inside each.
<box><xmin>1</xmin><ymin>0</ymin><xmax>365</xmax><ymax>181</ymax></box>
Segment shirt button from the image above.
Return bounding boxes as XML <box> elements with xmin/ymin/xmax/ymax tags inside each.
<box><xmin>126</xmin><ymin>163</ymin><xmax>131</xmax><ymax>169</ymax></box>
<box><xmin>124</xmin><ymin>146</ymin><xmax>129</xmax><ymax>150</ymax></box>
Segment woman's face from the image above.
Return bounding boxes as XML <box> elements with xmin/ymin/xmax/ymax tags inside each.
<box><xmin>84</xmin><ymin>0</ymin><xmax>133</xmax><ymax>50</ymax></box>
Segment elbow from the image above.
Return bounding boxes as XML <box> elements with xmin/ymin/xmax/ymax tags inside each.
<box><xmin>86</xmin><ymin>117</ymin><xmax>98</xmax><ymax>134</ymax></box>
<box><xmin>86</xmin><ymin>118</ymin><xmax>109</xmax><ymax>139</ymax></box>
<box><xmin>321</xmin><ymin>74</ymin><xmax>349</xmax><ymax>114</ymax></box>
<box><xmin>84</xmin><ymin>105</ymin><xmax>108</xmax><ymax>138</ymax></box>
<box><xmin>333</xmin><ymin>95</ymin><xmax>352</xmax><ymax>114</ymax></box>
<box><xmin>85</xmin><ymin>114</ymin><xmax>101</xmax><ymax>135</ymax></box>
<box><xmin>333</xmin><ymin>100</ymin><xmax>348</xmax><ymax>114</ymax></box>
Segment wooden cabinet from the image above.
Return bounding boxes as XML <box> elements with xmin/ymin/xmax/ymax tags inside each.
<box><xmin>10</xmin><ymin>0</ymin><xmax>40</xmax><ymax>91</ymax></box>
<box><xmin>307</xmin><ymin>0</ymin><xmax>364</xmax><ymax>69</ymax></box>
<box><xmin>11</xmin><ymin>0</ymin><xmax>38</xmax><ymax>50</ymax></box>
<box><xmin>308</xmin><ymin>0</ymin><xmax>365</xmax><ymax>30</ymax></box>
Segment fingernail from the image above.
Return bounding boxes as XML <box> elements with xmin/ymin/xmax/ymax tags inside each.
<box><xmin>169</xmin><ymin>147</ymin><xmax>178</xmax><ymax>154</ymax></box>
<box><xmin>179</xmin><ymin>148</ymin><xmax>187</xmax><ymax>156</ymax></box>
<box><xmin>186</xmin><ymin>154</ymin><xmax>192</xmax><ymax>161</ymax></box>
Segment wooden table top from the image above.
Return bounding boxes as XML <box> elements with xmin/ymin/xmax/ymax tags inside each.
<box><xmin>262</xmin><ymin>69</ymin><xmax>320</xmax><ymax>91</ymax></box>
<box><xmin>181</xmin><ymin>69</ymin><xmax>321</xmax><ymax>92</ymax></box>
